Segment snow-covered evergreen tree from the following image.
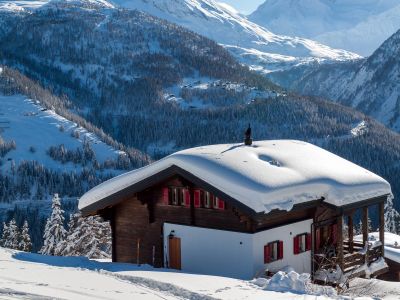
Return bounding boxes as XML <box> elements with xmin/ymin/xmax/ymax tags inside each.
<box><xmin>7</xmin><ymin>219</ymin><xmax>20</xmax><ymax>250</ymax></box>
<box><xmin>0</xmin><ymin>222</ymin><xmax>10</xmax><ymax>247</ymax></box>
<box><xmin>40</xmin><ymin>194</ymin><xmax>67</xmax><ymax>255</ymax></box>
<box><xmin>384</xmin><ymin>195</ymin><xmax>400</xmax><ymax>233</ymax></box>
<box><xmin>19</xmin><ymin>220</ymin><xmax>32</xmax><ymax>252</ymax></box>
<box><xmin>58</xmin><ymin>213</ymin><xmax>111</xmax><ymax>258</ymax></box>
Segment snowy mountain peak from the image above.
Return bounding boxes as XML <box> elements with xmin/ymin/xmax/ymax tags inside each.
<box><xmin>112</xmin><ymin>0</ymin><xmax>360</xmax><ymax>73</ymax></box>
<box><xmin>249</xmin><ymin>0</ymin><xmax>400</xmax><ymax>56</ymax></box>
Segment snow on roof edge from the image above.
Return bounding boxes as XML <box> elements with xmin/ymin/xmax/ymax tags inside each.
<box><xmin>78</xmin><ymin>140</ymin><xmax>392</xmax><ymax>214</ymax></box>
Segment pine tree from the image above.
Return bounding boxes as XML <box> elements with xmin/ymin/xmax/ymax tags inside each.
<box><xmin>40</xmin><ymin>194</ymin><xmax>67</xmax><ymax>255</ymax></box>
<box><xmin>384</xmin><ymin>195</ymin><xmax>400</xmax><ymax>234</ymax></box>
<box><xmin>0</xmin><ymin>222</ymin><xmax>10</xmax><ymax>247</ymax></box>
<box><xmin>58</xmin><ymin>214</ymin><xmax>111</xmax><ymax>258</ymax></box>
<box><xmin>56</xmin><ymin>213</ymin><xmax>78</xmax><ymax>256</ymax></box>
<box><xmin>7</xmin><ymin>219</ymin><xmax>20</xmax><ymax>250</ymax></box>
<box><xmin>19</xmin><ymin>220</ymin><xmax>32</xmax><ymax>252</ymax></box>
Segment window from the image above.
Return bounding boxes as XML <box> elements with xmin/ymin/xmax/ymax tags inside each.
<box><xmin>294</xmin><ymin>233</ymin><xmax>311</xmax><ymax>254</ymax></box>
<box><xmin>203</xmin><ymin>191</ymin><xmax>212</xmax><ymax>208</ymax></box>
<box><xmin>171</xmin><ymin>188</ymin><xmax>181</xmax><ymax>205</ymax></box>
<box><xmin>163</xmin><ymin>187</ymin><xmax>190</xmax><ymax>207</ymax></box>
<box><xmin>213</xmin><ymin>196</ymin><xmax>218</xmax><ymax>208</ymax></box>
<box><xmin>264</xmin><ymin>241</ymin><xmax>283</xmax><ymax>263</ymax></box>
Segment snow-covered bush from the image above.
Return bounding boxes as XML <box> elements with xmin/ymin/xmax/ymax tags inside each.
<box><xmin>40</xmin><ymin>194</ymin><xmax>67</xmax><ymax>255</ymax></box>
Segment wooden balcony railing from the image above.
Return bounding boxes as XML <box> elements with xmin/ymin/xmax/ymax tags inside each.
<box><xmin>314</xmin><ymin>241</ymin><xmax>384</xmax><ymax>279</ymax></box>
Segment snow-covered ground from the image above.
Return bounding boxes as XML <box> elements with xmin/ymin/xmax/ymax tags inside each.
<box><xmin>0</xmin><ymin>94</ymin><xmax>122</xmax><ymax>173</ymax></box>
<box><xmin>0</xmin><ymin>247</ymin><xmax>390</xmax><ymax>300</ymax></box>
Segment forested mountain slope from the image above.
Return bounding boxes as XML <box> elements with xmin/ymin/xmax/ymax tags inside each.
<box><xmin>0</xmin><ymin>67</ymin><xmax>150</xmax><ymax>250</ymax></box>
<box><xmin>0</xmin><ymin>0</ymin><xmax>359</xmax><ymax>73</ymax></box>
<box><xmin>113</xmin><ymin>0</ymin><xmax>359</xmax><ymax>73</ymax></box>
<box><xmin>1</xmin><ymin>0</ymin><xmax>400</xmax><ymax>222</ymax></box>
<box><xmin>268</xmin><ymin>29</ymin><xmax>400</xmax><ymax>132</ymax></box>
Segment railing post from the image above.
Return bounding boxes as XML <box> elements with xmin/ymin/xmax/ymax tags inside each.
<box><xmin>379</xmin><ymin>201</ymin><xmax>385</xmax><ymax>257</ymax></box>
<box><xmin>362</xmin><ymin>206</ymin><xmax>369</xmax><ymax>245</ymax></box>
<box><xmin>337</xmin><ymin>215</ymin><xmax>344</xmax><ymax>270</ymax></box>
<box><xmin>348</xmin><ymin>213</ymin><xmax>354</xmax><ymax>253</ymax></box>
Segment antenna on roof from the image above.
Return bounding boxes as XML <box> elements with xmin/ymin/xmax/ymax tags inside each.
<box><xmin>244</xmin><ymin>124</ymin><xmax>252</xmax><ymax>146</ymax></box>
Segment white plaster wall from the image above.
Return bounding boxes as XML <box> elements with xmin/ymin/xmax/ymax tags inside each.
<box><xmin>163</xmin><ymin>223</ymin><xmax>254</xmax><ymax>279</ymax></box>
<box><xmin>252</xmin><ymin>219</ymin><xmax>313</xmax><ymax>275</ymax></box>
<box><xmin>164</xmin><ymin>219</ymin><xmax>313</xmax><ymax>279</ymax></box>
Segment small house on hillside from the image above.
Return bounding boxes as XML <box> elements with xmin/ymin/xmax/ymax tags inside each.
<box><xmin>79</xmin><ymin>140</ymin><xmax>391</xmax><ymax>280</ymax></box>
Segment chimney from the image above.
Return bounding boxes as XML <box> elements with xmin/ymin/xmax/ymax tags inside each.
<box><xmin>244</xmin><ymin>124</ymin><xmax>252</xmax><ymax>146</ymax></box>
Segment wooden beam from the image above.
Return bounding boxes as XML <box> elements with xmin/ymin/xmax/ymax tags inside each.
<box><xmin>190</xmin><ymin>188</ymin><xmax>195</xmax><ymax>226</ymax></box>
<box><xmin>379</xmin><ymin>201</ymin><xmax>385</xmax><ymax>257</ymax></box>
<box><xmin>337</xmin><ymin>215</ymin><xmax>344</xmax><ymax>270</ymax></box>
<box><xmin>348</xmin><ymin>213</ymin><xmax>354</xmax><ymax>253</ymax></box>
<box><xmin>362</xmin><ymin>207</ymin><xmax>369</xmax><ymax>245</ymax></box>
<box><xmin>111</xmin><ymin>208</ymin><xmax>116</xmax><ymax>262</ymax></box>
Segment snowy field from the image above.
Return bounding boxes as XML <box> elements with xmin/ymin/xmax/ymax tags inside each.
<box><xmin>0</xmin><ymin>247</ymin><xmax>399</xmax><ymax>300</ymax></box>
<box><xmin>0</xmin><ymin>94</ymin><xmax>121</xmax><ymax>173</ymax></box>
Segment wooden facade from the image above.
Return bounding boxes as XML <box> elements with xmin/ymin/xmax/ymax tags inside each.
<box><xmin>95</xmin><ymin>170</ymin><xmax>389</xmax><ymax>280</ymax></box>
<box><xmin>100</xmin><ymin>174</ymin><xmax>321</xmax><ymax>267</ymax></box>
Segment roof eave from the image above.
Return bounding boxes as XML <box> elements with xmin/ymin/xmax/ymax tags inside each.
<box><xmin>321</xmin><ymin>194</ymin><xmax>389</xmax><ymax>214</ymax></box>
<box><xmin>80</xmin><ymin>164</ymin><xmax>259</xmax><ymax>217</ymax></box>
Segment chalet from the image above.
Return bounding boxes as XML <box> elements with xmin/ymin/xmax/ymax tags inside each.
<box><xmin>79</xmin><ymin>139</ymin><xmax>391</xmax><ymax>281</ymax></box>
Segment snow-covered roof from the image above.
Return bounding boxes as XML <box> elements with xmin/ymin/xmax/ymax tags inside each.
<box><xmin>78</xmin><ymin>140</ymin><xmax>391</xmax><ymax>215</ymax></box>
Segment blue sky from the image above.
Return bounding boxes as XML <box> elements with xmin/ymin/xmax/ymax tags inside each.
<box><xmin>221</xmin><ymin>0</ymin><xmax>265</xmax><ymax>14</ymax></box>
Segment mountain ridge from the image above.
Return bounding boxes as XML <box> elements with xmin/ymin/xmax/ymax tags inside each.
<box><xmin>267</xmin><ymin>29</ymin><xmax>400</xmax><ymax>132</ymax></box>
<box><xmin>249</xmin><ymin>0</ymin><xmax>400</xmax><ymax>56</ymax></box>
<box><xmin>112</xmin><ymin>0</ymin><xmax>359</xmax><ymax>72</ymax></box>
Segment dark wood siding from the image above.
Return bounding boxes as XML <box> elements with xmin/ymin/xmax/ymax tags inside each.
<box><xmin>112</xmin><ymin>175</ymin><xmax>252</xmax><ymax>266</ymax></box>
<box><xmin>110</xmin><ymin>175</ymin><xmax>331</xmax><ymax>266</ymax></box>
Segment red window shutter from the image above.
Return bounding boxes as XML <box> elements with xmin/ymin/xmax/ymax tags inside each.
<box><xmin>306</xmin><ymin>233</ymin><xmax>312</xmax><ymax>251</ymax></box>
<box><xmin>293</xmin><ymin>236</ymin><xmax>299</xmax><ymax>255</ymax></box>
<box><xmin>184</xmin><ymin>189</ymin><xmax>191</xmax><ymax>207</ymax></box>
<box><xmin>331</xmin><ymin>224</ymin><xmax>338</xmax><ymax>244</ymax></box>
<box><xmin>194</xmin><ymin>190</ymin><xmax>201</xmax><ymax>208</ymax></box>
<box><xmin>278</xmin><ymin>241</ymin><xmax>284</xmax><ymax>260</ymax></box>
<box><xmin>218</xmin><ymin>199</ymin><xmax>225</xmax><ymax>210</ymax></box>
<box><xmin>315</xmin><ymin>228</ymin><xmax>321</xmax><ymax>250</ymax></box>
<box><xmin>264</xmin><ymin>245</ymin><xmax>270</xmax><ymax>264</ymax></box>
<box><xmin>162</xmin><ymin>187</ymin><xmax>169</xmax><ymax>205</ymax></box>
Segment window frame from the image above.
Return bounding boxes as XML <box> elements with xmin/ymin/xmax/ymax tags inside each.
<box><xmin>264</xmin><ymin>240</ymin><xmax>283</xmax><ymax>263</ymax></box>
<box><xmin>168</xmin><ymin>186</ymin><xmax>187</xmax><ymax>207</ymax></box>
<box><xmin>294</xmin><ymin>232</ymin><xmax>311</xmax><ymax>254</ymax></box>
